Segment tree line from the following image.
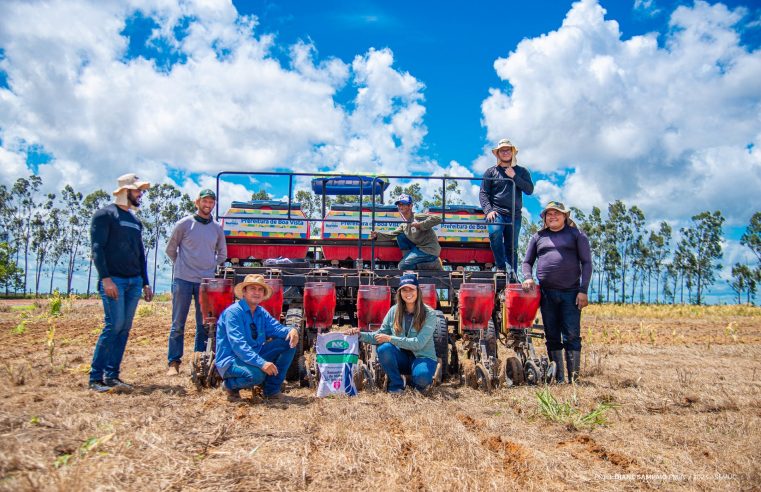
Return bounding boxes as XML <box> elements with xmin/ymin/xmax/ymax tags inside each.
<box><xmin>1</xmin><ymin>173</ymin><xmax>759</xmax><ymax>304</ymax></box>
<box><xmin>0</xmin><ymin>175</ymin><xmax>194</xmax><ymax>296</ymax></box>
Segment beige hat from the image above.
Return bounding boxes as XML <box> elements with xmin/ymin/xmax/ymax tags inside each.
<box><xmin>540</xmin><ymin>201</ymin><xmax>576</xmax><ymax>229</ymax></box>
<box><xmin>491</xmin><ymin>138</ymin><xmax>519</xmax><ymax>158</ymax></box>
<box><xmin>234</xmin><ymin>274</ymin><xmax>273</xmax><ymax>300</ymax></box>
<box><xmin>112</xmin><ymin>173</ymin><xmax>150</xmax><ymax>195</ymax></box>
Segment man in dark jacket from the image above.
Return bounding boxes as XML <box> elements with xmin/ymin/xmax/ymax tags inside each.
<box><xmin>479</xmin><ymin>138</ymin><xmax>534</xmax><ymax>277</ymax></box>
<box><xmin>88</xmin><ymin>173</ymin><xmax>154</xmax><ymax>393</ymax></box>
<box><xmin>522</xmin><ymin>201</ymin><xmax>592</xmax><ymax>383</ymax></box>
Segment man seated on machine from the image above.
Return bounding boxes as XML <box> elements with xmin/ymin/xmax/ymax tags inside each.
<box><xmin>370</xmin><ymin>194</ymin><xmax>442</xmax><ymax>270</ymax></box>
<box><xmin>215</xmin><ymin>274</ymin><xmax>299</xmax><ymax>402</ymax></box>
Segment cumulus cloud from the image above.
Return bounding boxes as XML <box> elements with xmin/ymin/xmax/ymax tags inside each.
<box><xmin>481</xmin><ymin>0</ymin><xmax>761</xmax><ymax>225</ymax></box>
<box><xmin>0</xmin><ymin>0</ymin><xmax>431</xmax><ymax>202</ymax></box>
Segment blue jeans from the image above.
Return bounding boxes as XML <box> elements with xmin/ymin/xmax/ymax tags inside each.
<box><xmin>487</xmin><ymin>213</ymin><xmax>521</xmax><ymax>274</ymax></box>
<box><xmin>90</xmin><ymin>276</ymin><xmax>143</xmax><ymax>382</ymax></box>
<box><xmin>377</xmin><ymin>343</ymin><xmax>437</xmax><ymax>392</ymax></box>
<box><xmin>540</xmin><ymin>288</ymin><xmax>582</xmax><ymax>352</ymax></box>
<box><xmin>222</xmin><ymin>339</ymin><xmax>296</xmax><ymax>396</ymax></box>
<box><xmin>167</xmin><ymin>278</ymin><xmax>207</xmax><ymax>364</ymax></box>
<box><xmin>396</xmin><ymin>233</ymin><xmax>437</xmax><ymax>270</ymax></box>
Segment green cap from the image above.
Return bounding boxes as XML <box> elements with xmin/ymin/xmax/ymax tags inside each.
<box><xmin>198</xmin><ymin>189</ymin><xmax>216</xmax><ymax>200</ymax></box>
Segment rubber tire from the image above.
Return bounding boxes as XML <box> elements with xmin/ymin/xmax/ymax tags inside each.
<box><xmin>524</xmin><ymin>360</ymin><xmax>541</xmax><ymax>386</ymax></box>
<box><xmin>433</xmin><ymin>311</ymin><xmax>449</xmax><ymax>383</ymax></box>
<box><xmin>503</xmin><ymin>356</ymin><xmax>524</xmax><ymax>387</ymax></box>
<box><xmin>544</xmin><ymin>361</ymin><xmax>557</xmax><ymax>385</ymax></box>
<box><xmin>484</xmin><ymin>321</ymin><xmax>498</xmax><ymax>360</ymax></box>
<box><xmin>475</xmin><ymin>363</ymin><xmax>493</xmax><ymax>392</ymax></box>
<box><xmin>285</xmin><ymin>308</ymin><xmax>304</xmax><ymax>382</ymax></box>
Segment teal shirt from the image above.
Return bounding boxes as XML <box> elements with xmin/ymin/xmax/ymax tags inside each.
<box><xmin>359</xmin><ymin>304</ymin><xmax>438</xmax><ymax>361</ymax></box>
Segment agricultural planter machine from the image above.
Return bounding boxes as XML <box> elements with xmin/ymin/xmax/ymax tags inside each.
<box><xmin>193</xmin><ymin>171</ymin><xmax>558</xmax><ymax>392</ymax></box>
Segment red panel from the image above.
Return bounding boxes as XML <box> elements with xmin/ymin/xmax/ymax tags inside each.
<box><xmin>227</xmin><ymin>244</ymin><xmax>309</xmax><ymax>260</ymax></box>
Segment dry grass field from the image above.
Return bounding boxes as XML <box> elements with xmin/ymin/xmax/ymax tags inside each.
<box><xmin>1</xmin><ymin>297</ymin><xmax>760</xmax><ymax>491</ymax></box>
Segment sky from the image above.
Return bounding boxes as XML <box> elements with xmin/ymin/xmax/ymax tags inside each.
<box><xmin>0</xmin><ymin>0</ymin><xmax>760</xmax><ymax>300</ymax></box>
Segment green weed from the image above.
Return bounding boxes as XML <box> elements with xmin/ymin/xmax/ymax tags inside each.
<box><xmin>536</xmin><ymin>388</ymin><xmax>617</xmax><ymax>430</ymax></box>
<box><xmin>49</xmin><ymin>290</ymin><xmax>63</xmax><ymax>317</ymax></box>
<box><xmin>12</xmin><ymin>319</ymin><xmax>26</xmax><ymax>335</ymax></box>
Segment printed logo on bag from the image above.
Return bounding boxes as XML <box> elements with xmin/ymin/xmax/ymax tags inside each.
<box><xmin>326</xmin><ymin>340</ymin><xmax>350</xmax><ymax>352</ymax></box>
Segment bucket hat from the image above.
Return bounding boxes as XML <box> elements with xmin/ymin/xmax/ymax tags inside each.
<box><xmin>112</xmin><ymin>173</ymin><xmax>150</xmax><ymax>195</ymax></box>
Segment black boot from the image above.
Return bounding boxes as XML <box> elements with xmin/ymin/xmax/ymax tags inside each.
<box><xmin>549</xmin><ymin>350</ymin><xmax>565</xmax><ymax>384</ymax></box>
<box><xmin>565</xmin><ymin>350</ymin><xmax>581</xmax><ymax>383</ymax></box>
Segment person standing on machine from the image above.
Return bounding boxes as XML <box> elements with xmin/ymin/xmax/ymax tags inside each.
<box><xmin>479</xmin><ymin>138</ymin><xmax>534</xmax><ymax>277</ymax></box>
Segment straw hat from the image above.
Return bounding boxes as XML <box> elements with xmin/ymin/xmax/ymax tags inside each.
<box><xmin>112</xmin><ymin>173</ymin><xmax>150</xmax><ymax>195</ymax></box>
<box><xmin>234</xmin><ymin>274</ymin><xmax>273</xmax><ymax>300</ymax></box>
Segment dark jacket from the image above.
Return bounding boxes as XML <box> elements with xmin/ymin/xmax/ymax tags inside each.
<box><xmin>479</xmin><ymin>165</ymin><xmax>534</xmax><ymax>216</ymax></box>
<box><xmin>90</xmin><ymin>204</ymin><xmax>149</xmax><ymax>286</ymax></box>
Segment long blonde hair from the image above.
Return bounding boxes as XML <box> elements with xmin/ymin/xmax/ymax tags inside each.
<box><xmin>392</xmin><ymin>287</ymin><xmax>426</xmax><ymax>335</ymax></box>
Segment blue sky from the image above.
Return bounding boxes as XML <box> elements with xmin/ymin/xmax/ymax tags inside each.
<box><xmin>0</xmin><ymin>0</ymin><xmax>760</xmax><ymax>300</ymax></box>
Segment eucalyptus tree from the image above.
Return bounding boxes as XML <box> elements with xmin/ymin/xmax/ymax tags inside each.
<box><xmin>55</xmin><ymin>185</ymin><xmax>89</xmax><ymax>294</ymax></box>
<box><xmin>679</xmin><ymin>211</ymin><xmax>725</xmax><ymax>305</ymax></box>
<box><xmin>647</xmin><ymin>222</ymin><xmax>672</xmax><ymax>303</ymax></box>
<box><xmin>10</xmin><ymin>175</ymin><xmax>42</xmax><ymax>293</ymax></box>
<box><xmin>740</xmin><ymin>212</ymin><xmax>761</xmax><ymax>263</ymax></box>
<box><xmin>729</xmin><ymin>263</ymin><xmax>756</xmax><ymax>304</ymax></box>
<box><xmin>29</xmin><ymin>193</ymin><xmax>58</xmax><ymax>295</ymax></box>
<box><xmin>139</xmin><ymin>184</ymin><xmax>194</xmax><ymax>289</ymax></box>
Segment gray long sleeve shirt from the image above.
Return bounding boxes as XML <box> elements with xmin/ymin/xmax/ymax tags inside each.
<box><xmin>165</xmin><ymin>215</ymin><xmax>227</xmax><ymax>283</ymax></box>
<box><xmin>522</xmin><ymin>225</ymin><xmax>593</xmax><ymax>294</ymax></box>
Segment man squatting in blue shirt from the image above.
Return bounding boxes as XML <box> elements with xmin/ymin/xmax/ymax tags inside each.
<box><xmin>215</xmin><ymin>274</ymin><xmax>299</xmax><ymax>402</ymax></box>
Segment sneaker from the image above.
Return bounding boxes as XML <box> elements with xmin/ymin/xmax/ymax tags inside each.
<box><xmin>104</xmin><ymin>378</ymin><xmax>134</xmax><ymax>394</ymax></box>
<box><xmin>89</xmin><ymin>380</ymin><xmax>112</xmax><ymax>393</ymax></box>
<box><xmin>166</xmin><ymin>361</ymin><xmax>180</xmax><ymax>376</ymax></box>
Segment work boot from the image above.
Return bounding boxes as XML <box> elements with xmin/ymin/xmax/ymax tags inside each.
<box><xmin>166</xmin><ymin>361</ymin><xmax>180</xmax><ymax>376</ymax></box>
<box><xmin>89</xmin><ymin>380</ymin><xmax>112</xmax><ymax>393</ymax></box>
<box><xmin>548</xmin><ymin>350</ymin><xmax>565</xmax><ymax>384</ymax></box>
<box><xmin>224</xmin><ymin>386</ymin><xmax>242</xmax><ymax>402</ymax></box>
<box><xmin>565</xmin><ymin>350</ymin><xmax>581</xmax><ymax>384</ymax></box>
<box><xmin>104</xmin><ymin>378</ymin><xmax>134</xmax><ymax>394</ymax></box>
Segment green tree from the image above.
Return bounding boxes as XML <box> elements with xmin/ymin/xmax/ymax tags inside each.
<box><xmin>9</xmin><ymin>175</ymin><xmax>43</xmax><ymax>293</ymax></box>
<box><xmin>0</xmin><ymin>242</ymin><xmax>23</xmax><ymax>292</ymax></box>
<box><xmin>422</xmin><ymin>178</ymin><xmax>464</xmax><ymax>208</ymax></box>
<box><xmin>647</xmin><ymin>222</ymin><xmax>672</xmax><ymax>304</ymax></box>
<box><xmin>140</xmin><ymin>184</ymin><xmax>194</xmax><ymax>290</ymax></box>
<box><xmin>740</xmin><ymin>212</ymin><xmax>761</xmax><ymax>263</ymax></box>
<box><xmin>680</xmin><ymin>211</ymin><xmax>725</xmax><ymax>305</ymax></box>
<box><xmin>729</xmin><ymin>263</ymin><xmax>757</xmax><ymax>304</ymax></box>
<box><xmin>388</xmin><ymin>183</ymin><xmax>423</xmax><ymax>209</ymax></box>
<box><xmin>251</xmin><ymin>189</ymin><xmax>271</xmax><ymax>200</ymax></box>
<box><xmin>56</xmin><ymin>185</ymin><xmax>89</xmax><ymax>294</ymax></box>
<box><xmin>30</xmin><ymin>193</ymin><xmax>58</xmax><ymax>295</ymax></box>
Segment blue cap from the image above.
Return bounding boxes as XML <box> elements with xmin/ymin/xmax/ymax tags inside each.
<box><xmin>398</xmin><ymin>273</ymin><xmax>419</xmax><ymax>289</ymax></box>
<box><xmin>394</xmin><ymin>194</ymin><xmax>412</xmax><ymax>205</ymax></box>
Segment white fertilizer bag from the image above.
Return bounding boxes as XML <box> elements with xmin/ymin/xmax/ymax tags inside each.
<box><xmin>315</xmin><ymin>332</ymin><xmax>359</xmax><ymax>397</ymax></box>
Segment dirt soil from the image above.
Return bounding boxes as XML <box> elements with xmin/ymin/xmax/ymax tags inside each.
<box><xmin>1</xmin><ymin>300</ymin><xmax>760</xmax><ymax>491</ymax></box>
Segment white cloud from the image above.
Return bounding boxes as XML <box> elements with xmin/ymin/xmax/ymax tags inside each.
<box><xmin>0</xmin><ymin>0</ymin><xmax>430</xmax><ymax>203</ymax></box>
<box><xmin>481</xmin><ymin>0</ymin><xmax>761</xmax><ymax>225</ymax></box>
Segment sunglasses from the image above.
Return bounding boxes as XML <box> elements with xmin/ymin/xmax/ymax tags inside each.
<box><xmin>250</xmin><ymin>322</ymin><xmax>259</xmax><ymax>339</ymax></box>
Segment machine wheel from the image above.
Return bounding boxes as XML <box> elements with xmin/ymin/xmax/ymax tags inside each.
<box><xmin>484</xmin><ymin>321</ymin><xmax>498</xmax><ymax>360</ymax></box>
<box><xmin>354</xmin><ymin>360</ymin><xmax>374</xmax><ymax>391</ymax></box>
<box><xmin>544</xmin><ymin>361</ymin><xmax>557</xmax><ymax>385</ymax></box>
<box><xmin>297</xmin><ymin>354</ymin><xmax>310</xmax><ymax>388</ymax></box>
<box><xmin>503</xmin><ymin>356</ymin><xmax>524</xmax><ymax>387</ymax></box>
<box><xmin>285</xmin><ymin>308</ymin><xmax>303</xmax><ymax>382</ymax></box>
<box><xmin>448</xmin><ymin>335</ymin><xmax>460</xmax><ymax>377</ymax></box>
<box><xmin>433</xmin><ymin>311</ymin><xmax>449</xmax><ymax>382</ymax></box>
<box><xmin>524</xmin><ymin>360</ymin><xmax>541</xmax><ymax>386</ymax></box>
<box><xmin>475</xmin><ymin>363</ymin><xmax>493</xmax><ymax>392</ymax></box>
<box><xmin>190</xmin><ymin>352</ymin><xmax>202</xmax><ymax>387</ymax></box>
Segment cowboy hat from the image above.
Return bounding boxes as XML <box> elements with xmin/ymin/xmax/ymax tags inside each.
<box><xmin>112</xmin><ymin>173</ymin><xmax>150</xmax><ymax>195</ymax></box>
<box><xmin>234</xmin><ymin>274</ymin><xmax>273</xmax><ymax>300</ymax></box>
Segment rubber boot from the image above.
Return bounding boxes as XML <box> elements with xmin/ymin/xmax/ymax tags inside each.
<box><xmin>565</xmin><ymin>350</ymin><xmax>581</xmax><ymax>384</ymax></box>
<box><xmin>549</xmin><ymin>350</ymin><xmax>565</xmax><ymax>384</ymax></box>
